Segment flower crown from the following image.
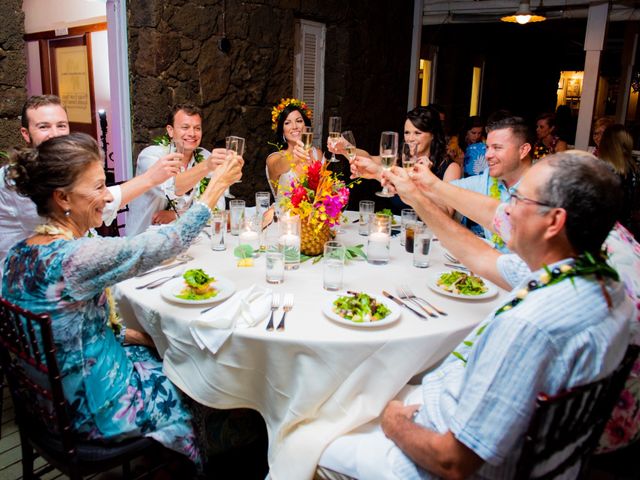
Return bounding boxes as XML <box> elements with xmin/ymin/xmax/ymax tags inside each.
<box><xmin>271</xmin><ymin>98</ymin><xmax>313</xmax><ymax>132</ymax></box>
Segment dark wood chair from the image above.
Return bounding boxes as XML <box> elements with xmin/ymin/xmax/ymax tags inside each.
<box><xmin>514</xmin><ymin>344</ymin><xmax>640</xmax><ymax>480</ymax></box>
<box><xmin>0</xmin><ymin>296</ymin><xmax>165</xmax><ymax>479</ymax></box>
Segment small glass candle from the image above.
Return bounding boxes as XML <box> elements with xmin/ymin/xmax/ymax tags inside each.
<box><xmin>367</xmin><ymin>214</ymin><xmax>391</xmax><ymax>265</ymax></box>
<box><xmin>238</xmin><ymin>216</ymin><xmax>260</xmax><ymax>253</ymax></box>
<box><xmin>278</xmin><ymin>214</ymin><xmax>301</xmax><ymax>270</ymax></box>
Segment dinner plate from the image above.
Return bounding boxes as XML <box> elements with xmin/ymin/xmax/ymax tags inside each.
<box><xmin>322</xmin><ymin>294</ymin><xmax>401</xmax><ymax>328</ymax></box>
<box><xmin>160</xmin><ymin>275</ymin><xmax>236</xmax><ymax>305</ymax></box>
<box><xmin>427</xmin><ymin>270</ymin><xmax>498</xmax><ymax>300</ymax></box>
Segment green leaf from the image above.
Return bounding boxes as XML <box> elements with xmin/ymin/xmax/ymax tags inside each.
<box><xmin>234</xmin><ymin>244</ymin><xmax>254</xmax><ymax>259</ymax></box>
<box><xmin>463</xmin><ymin>341</ymin><xmax>474</xmax><ymax>347</ymax></box>
<box><xmin>451</xmin><ymin>351</ymin><xmax>467</xmax><ymax>364</ymax></box>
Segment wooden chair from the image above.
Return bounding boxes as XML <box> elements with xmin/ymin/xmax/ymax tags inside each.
<box><xmin>0</xmin><ymin>296</ymin><xmax>164</xmax><ymax>479</ymax></box>
<box><xmin>514</xmin><ymin>344</ymin><xmax>640</xmax><ymax>479</ymax></box>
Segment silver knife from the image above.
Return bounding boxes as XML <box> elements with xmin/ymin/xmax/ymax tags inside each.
<box><xmin>135</xmin><ymin>259</ymin><xmax>187</xmax><ymax>278</ymax></box>
<box><xmin>382</xmin><ymin>290</ymin><xmax>429</xmax><ymax>320</ymax></box>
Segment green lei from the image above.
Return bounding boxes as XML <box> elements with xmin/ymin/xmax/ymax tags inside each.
<box><xmin>489</xmin><ymin>177</ymin><xmax>505</xmax><ymax>248</ymax></box>
<box><xmin>152</xmin><ymin>133</ymin><xmax>208</xmax><ymax>196</ymax></box>
<box><xmin>452</xmin><ymin>251</ymin><xmax>619</xmax><ymax>365</ymax></box>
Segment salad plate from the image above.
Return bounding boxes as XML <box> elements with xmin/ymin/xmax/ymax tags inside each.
<box><xmin>427</xmin><ymin>270</ymin><xmax>498</xmax><ymax>300</ymax></box>
<box><xmin>160</xmin><ymin>275</ymin><xmax>235</xmax><ymax>305</ymax></box>
<box><xmin>322</xmin><ymin>293</ymin><xmax>401</xmax><ymax>328</ymax></box>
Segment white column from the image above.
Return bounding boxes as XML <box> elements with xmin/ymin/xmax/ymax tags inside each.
<box><xmin>575</xmin><ymin>2</ymin><xmax>609</xmax><ymax>151</ymax></box>
<box><xmin>615</xmin><ymin>24</ymin><xmax>638</xmax><ymax>123</ymax></box>
<box><xmin>407</xmin><ymin>0</ymin><xmax>424</xmax><ymax>111</ymax></box>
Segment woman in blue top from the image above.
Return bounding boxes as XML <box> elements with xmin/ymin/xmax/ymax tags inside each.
<box><xmin>1</xmin><ymin>133</ymin><xmax>242</xmax><ymax>466</ymax></box>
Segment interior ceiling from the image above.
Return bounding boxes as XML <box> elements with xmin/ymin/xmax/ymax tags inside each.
<box><xmin>423</xmin><ymin>0</ymin><xmax>640</xmax><ymax>24</ymax></box>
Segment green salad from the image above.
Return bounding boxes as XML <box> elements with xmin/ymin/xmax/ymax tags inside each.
<box><xmin>176</xmin><ymin>268</ymin><xmax>218</xmax><ymax>300</ymax></box>
<box><xmin>376</xmin><ymin>208</ymin><xmax>398</xmax><ymax>225</ymax></box>
<box><xmin>437</xmin><ymin>271</ymin><xmax>487</xmax><ymax>296</ymax></box>
<box><xmin>332</xmin><ymin>292</ymin><xmax>391</xmax><ymax>323</ymax></box>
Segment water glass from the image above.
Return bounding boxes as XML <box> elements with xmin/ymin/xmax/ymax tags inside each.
<box><xmin>238</xmin><ymin>215</ymin><xmax>261</xmax><ymax>252</ymax></box>
<box><xmin>367</xmin><ymin>214</ymin><xmax>391</xmax><ymax>265</ymax></box>
<box><xmin>400</xmin><ymin>208</ymin><xmax>417</xmax><ymax>246</ymax></box>
<box><xmin>226</xmin><ymin>135</ymin><xmax>245</xmax><ymax>156</ymax></box>
<box><xmin>255</xmin><ymin>191</ymin><xmax>271</xmax><ymax>217</ymax></box>
<box><xmin>210</xmin><ymin>210</ymin><xmax>226</xmax><ymax>251</ymax></box>
<box><xmin>229</xmin><ymin>199</ymin><xmax>245</xmax><ymax>236</ymax></box>
<box><xmin>323</xmin><ymin>241</ymin><xmax>346</xmax><ymax>291</ymax></box>
<box><xmin>359</xmin><ymin>200</ymin><xmax>375</xmax><ymax>236</ymax></box>
<box><xmin>278</xmin><ymin>214</ymin><xmax>301</xmax><ymax>270</ymax></box>
<box><xmin>413</xmin><ymin>229</ymin><xmax>433</xmax><ymax>268</ymax></box>
<box><xmin>265</xmin><ymin>244</ymin><xmax>285</xmax><ymax>284</ymax></box>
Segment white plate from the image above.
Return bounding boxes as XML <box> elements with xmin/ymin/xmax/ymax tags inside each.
<box><xmin>427</xmin><ymin>270</ymin><xmax>498</xmax><ymax>300</ymax></box>
<box><xmin>323</xmin><ymin>294</ymin><xmax>401</xmax><ymax>328</ymax></box>
<box><xmin>160</xmin><ymin>275</ymin><xmax>236</xmax><ymax>305</ymax></box>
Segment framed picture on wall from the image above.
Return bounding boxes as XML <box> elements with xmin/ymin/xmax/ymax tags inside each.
<box><xmin>566</xmin><ymin>78</ymin><xmax>582</xmax><ymax>98</ymax></box>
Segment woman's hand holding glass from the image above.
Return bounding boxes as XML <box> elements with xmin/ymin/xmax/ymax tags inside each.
<box><xmin>382</xmin><ymin>166</ymin><xmax>420</xmax><ymax>205</ymax></box>
<box><xmin>407</xmin><ymin>162</ymin><xmax>439</xmax><ymax>192</ymax></box>
<box><xmin>293</xmin><ymin>140</ymin><xmax>312</xmax><ymax>164</ymax></box>
<box><xmin>206</xmin><ymin>148</ymin><xmax>228</xmax><ymax>171</ymax></box>
<box><xmin>349</xmin><ymin>155</ymin><xmax>382</xmax><ymax>180</ymax></box>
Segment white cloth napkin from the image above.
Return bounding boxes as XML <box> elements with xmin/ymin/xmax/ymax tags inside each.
<box><xmin>189</xmin><ymin>285</ymin><xmax>271</xmax><ymax>354</ymax></box>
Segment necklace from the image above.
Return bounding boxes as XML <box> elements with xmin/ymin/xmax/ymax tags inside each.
<box><xmin>488</xmin><ymin>177</ymin><xmax>505</xmax><ymax>248</ymax></box>
<box><xmin>34</xmin><ymin>224</ymin><xmax>75</xmax><ymax>240</ymax></box>
<box><xmin>452</xmin><ymin>252</ymin><xmax>619</xmax><ymax>365</ymax></box>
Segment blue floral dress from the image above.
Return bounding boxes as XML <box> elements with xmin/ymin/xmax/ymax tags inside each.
<box><xmin>1</xmin><ymin>202</ymin><xmax>212</xmax><ymax>465</ymax></box>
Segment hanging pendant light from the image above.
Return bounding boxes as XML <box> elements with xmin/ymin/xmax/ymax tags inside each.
<box><xmin>501</xmin><ymin>0</ymin><xmax>546</xmax><ymax>24</ymax></box>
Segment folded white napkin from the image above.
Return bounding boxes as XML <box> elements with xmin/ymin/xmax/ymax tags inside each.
<box><xmin>189</xmin><ymin>285</ymin><xmax>271</xmax><ymax>354</ymax></box>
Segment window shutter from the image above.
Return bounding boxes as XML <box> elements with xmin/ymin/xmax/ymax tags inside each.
<box><xmin>294</xmin><ymin>20</ymin><xmax>326</xmax><ymax>144</ymax></box>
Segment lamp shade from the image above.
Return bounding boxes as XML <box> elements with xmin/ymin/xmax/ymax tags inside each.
<box><xmin>501</xmin><ymin>0</ymin><xmax>546</xmax><ymax>24</ymax></box>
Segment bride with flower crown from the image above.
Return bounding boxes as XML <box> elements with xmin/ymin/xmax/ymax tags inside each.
<box><xmin>266</xmin><ymin>98</ymin><xmax>322</xmax><ymax>199</ymax></box>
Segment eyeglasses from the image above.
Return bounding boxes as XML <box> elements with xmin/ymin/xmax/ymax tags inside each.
<box><xmin>509</xmin><ymin>190</ymin><xmax>552</xmax><ymax>208</ymax></box>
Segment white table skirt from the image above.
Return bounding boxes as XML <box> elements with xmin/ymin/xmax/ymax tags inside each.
<box><xmin>114</xmin><ymin>213</ymin><xmax>506</xmax><ymax>480</ymax></box>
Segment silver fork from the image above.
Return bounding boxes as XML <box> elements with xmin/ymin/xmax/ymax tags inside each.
<box><xmin>402</xmin><ymin>284</ymin><xmax>447</xmax><ymax>316</ymax></box>
<box><xmin>398</xmin><ymin>285</ymin><xmax>437</xmax><ymax>317</ymax></box>
<box><xmin>136</xmin><ymin>269</ymin><xmax>185</xmax><ymax>289</ymax></box>
<box><xmin>265</xmin><ymin>293</ymin><xmax>281</xmax><ymax>331</ymax></box>
<box><xmin>276</xmin><ymin>294</ymin><xmax>294</xmax><ymax>331</ymax></box>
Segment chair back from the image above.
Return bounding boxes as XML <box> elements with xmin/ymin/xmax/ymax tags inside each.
<box><xmin>0</xmin><ymin>296</ymin><xmax>77</xmax><ymax>458</ymax></box>
<box><xmin>515</xmin><ymin>344</ymin><xmax>640</xmax><ymax>480</ymax></box>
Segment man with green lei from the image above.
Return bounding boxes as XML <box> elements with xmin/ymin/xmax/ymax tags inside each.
<box><xmin>127</xmin><ymin>103</ymin><xmax>228</xmax><ymax>236</ymax></box>
<box><xmin>318</xmin><ymin>151</ymin><xmax>633</xmax><ymax>479</ymax></box>
<box><xmin>443</xmin><ymin>115</ymin><xmax>533</xmax><ymax>252</ymax></box>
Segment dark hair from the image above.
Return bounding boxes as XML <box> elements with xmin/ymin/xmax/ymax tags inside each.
<box><xmin>5</xmin><ymin>132</ymin><xmax>102</xmax><ymax>217</ymax></box>
<box><xmin>274</xmin><ymin>105</ymin><xmax>311</xmax><ymax>146</ymax></box>
<box><xmin>166</xmin><ymin>103</ymin><xmax>202</xmax><ymax>126</ymax></box>
<box><xmin>406</xmin><ymin>106</ymin><xmax>447</xmax><ymax>172</ymax></box>
<box><xmin>536</xmin><ymin>112</ymin><xmax>556</xmax><ymax>129</ymax></box>
<box><xmin>538</xmin><ymin>151</ymin><xmax>621</xmax><ymax>254</ymax></box>
<box><xmin>458</xmin><ymin>115</ymin><xmax>484</xmax><ymax>151</ymax></box>
<box><xmin>20</xmin><ymin>95</ymin><xmax>65</xmax><ymax>129</ymax></box>
<box><xmin>486</xmin><ymin>115</ymin><xmax>532</xmax><ymax>148</ymax></box>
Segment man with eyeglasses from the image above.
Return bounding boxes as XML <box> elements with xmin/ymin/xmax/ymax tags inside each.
<box><xmin>318</xmin><ymin>151</ymin><xmax>633</xmax><ymax>479</ymax></box>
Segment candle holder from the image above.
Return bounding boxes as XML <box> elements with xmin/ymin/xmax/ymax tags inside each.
<box><xmin>238</xmin><ymin>215</ymin><xmax>261</xmax><ymax>254</ymax></box>
<box><xmin>278</xmin><ymin>214</ymin><xmax>301</xmax><ymax>270</ymax></box>
<box><xmin>367</xmin><ymin>214</ymin><xmax>391</xmax><ymax>265</ymax></box>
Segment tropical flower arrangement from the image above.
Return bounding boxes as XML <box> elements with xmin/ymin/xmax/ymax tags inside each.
<box><xmin>279</xmin><ymin>159</ymin><xmax>350</xmax><ymax>231</ymax></box>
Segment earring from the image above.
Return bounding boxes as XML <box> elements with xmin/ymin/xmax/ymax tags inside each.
<box><xmin>64</xmin><ymin>209</ymin><xmax>71</xmax><ymax>217</ymax></box>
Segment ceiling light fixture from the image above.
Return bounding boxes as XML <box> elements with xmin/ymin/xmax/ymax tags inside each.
<box><xmin>501</xmin><ymin>0</ymin><xmax>546</xmax><ymax>24</ymax></box>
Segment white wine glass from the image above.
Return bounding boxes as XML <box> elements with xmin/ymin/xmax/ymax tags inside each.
<box><xmin>301</xmin><ymin>126</ymin><xmax>314</xmax><ymax>153</ymax></box>
<box><xmin>342</xmin><ymin>130</ymin><xmax>356</xmax><ymax>161</ymax></box>
<box><xmin>401</xmin><ymin>142</ymin><xmax>417</xmax><ymax>171</ymax></box>
<box><xmin>226</xmin><ymin>135</ymin><xmax>245</xmax><ymax>187</ymax></box>
<box><xmin>375</xmin><ymin>131</ymin><xmax>398</xmax><ymax>198</ymax></box>
<box><xmin>327</xmin><ymin>116</ymin><xmax>342</xmax><ymax>163</ymax></box>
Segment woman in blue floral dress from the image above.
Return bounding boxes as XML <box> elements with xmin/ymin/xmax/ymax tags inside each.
<box><xmin>1</xmin><ymin>133</ymin><xmax>242</xmax><ymax>467</ymax></box>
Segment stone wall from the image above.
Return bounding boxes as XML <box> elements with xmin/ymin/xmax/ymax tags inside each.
<box><xmin>127</xmin><ymin>0</ymin><xmax>414</xmax><ymax>206</ymax></box>
<box><xmin>0</xmin><ymin>0</ymin><xmax>27</xmax><ymax>151</ymax></box>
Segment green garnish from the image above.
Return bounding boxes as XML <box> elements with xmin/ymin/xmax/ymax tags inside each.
<box><xmin>332</xmin><ymin>292</ymin><xmax>391</xmax><ymax>323</ymax></box>
<box><xmin>437</xmin><ymin>271</ymin><xmax>487</xmax><ymax>296</ymax></box>
<box><xmin>176</xmin><ymin>269</ymin><xmax>217</xmax><ymax>300</ymax></box>
<box><xmin>376</xmin><ymin>208</ymin><xmax>398</xmax><ymax>225</ymax></box>
<box><xmin>183</xmin><ymin>269</ymin><xmax>214</xmax><ymax>288</ymax></box>
<box><xmin>175</xmin><ymin>288</ymin><xmax>218</xmax><ymax>301</ymax></box>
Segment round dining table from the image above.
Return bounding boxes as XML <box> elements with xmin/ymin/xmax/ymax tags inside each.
<box><xmin>114</xmin><ymin>212</ymin><xmax>507</xmax><ymax>480</ymax></box>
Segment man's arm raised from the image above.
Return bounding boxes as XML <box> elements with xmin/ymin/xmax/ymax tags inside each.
<box><xmin>118</xmin><ymin>153</ymin><xmax>183</xmax><ymax>206</ymax></box>
<box><xmin>384</xmin><ymin>166</ymin><xmax>509</xmax><ymax>290</ymax></box>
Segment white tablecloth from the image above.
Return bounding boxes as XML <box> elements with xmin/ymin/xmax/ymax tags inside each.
<box><xmin>114</xmin><ymin>214</ymin><xmax>506</xmax><ymax>480</ymax></box>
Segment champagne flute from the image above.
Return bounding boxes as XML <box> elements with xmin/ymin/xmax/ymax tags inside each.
<box><xmin>342</xmin><ymin>130</ymin><xmax>357</xmax><ymax>161</ymax></box>
<box><xmin>375</xmin><ymin>131</ymin><xmax>398</xmax><ymax>198</ymax></box>
<box><xmin>401</xmin><ymin>142</ymin><xmax>417</xmax><ymax>171</ymax></box>
<box><xmin>226</xmin><ymin>135</ymin><xmax>245</xmax><ymax>184</ymax></box>
<box><xmin>301</xmin><ymin>126</ymin><xmax>314</xmax><ymax>153</ymax></box>
<box><xmin>327</xmin><ymin>116</ymin><xmax>342</xmax><ymax>163</ymax></box>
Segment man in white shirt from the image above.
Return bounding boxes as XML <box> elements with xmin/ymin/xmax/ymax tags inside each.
<box><xmin>0</xmin><ymin>95</ymin><xmax>182</xmax><ymax>280</ymax></box>
<box><xmin>126</xmin><ymin>104</ymin><xmax>227</xmax><ymax>236</ymax></box>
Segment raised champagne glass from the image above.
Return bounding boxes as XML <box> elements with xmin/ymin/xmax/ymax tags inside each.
<box><xmin>301</xmin><ymin>126</ymin><xmax>314</xmax><ymax>153</ymax></box>
<box><xmin>375</xmin><ymin>131</ymin><xmax>398</xmax><ymax>198</ymax></box>
<box><xmin>401</xmin><ymin>142</ymin><xmax>417</xmax><ymax>171</ymax></box>
<box><xmin>342</xmin><ymin>130</ymin><xmax>357</xmax><ymax>161</ymax></box>
<box><xmin>327</xmin><ymin>116</ymin><xmax>342</xmax><ymax>163</ymax></box>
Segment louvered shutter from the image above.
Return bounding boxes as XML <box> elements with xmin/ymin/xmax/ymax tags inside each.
<box><xmin>294</xmin><ymin>20</ymin><xmax>326</xmax><ymax>144</ymax></box>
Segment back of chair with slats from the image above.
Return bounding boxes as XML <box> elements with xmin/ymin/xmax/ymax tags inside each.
<box><xmin>0</xmin><ymin>297</ymin><xmax>77</xmax><ymax>468</ymax></box>
<box><xmin>515</xmin><ymin>344</ymin><xmax>640</xmax><ymax>480</ymax></box>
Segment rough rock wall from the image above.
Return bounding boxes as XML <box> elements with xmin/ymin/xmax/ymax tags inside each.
<box><xmin>128</xmin><ymin>0</ymin><xmax>414</xmax><ymax>204</ymax></box>
<box><xmin>0</xmin><ymin>0</ymin><xmax>27</xmax><ymax>151</ymax></box>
